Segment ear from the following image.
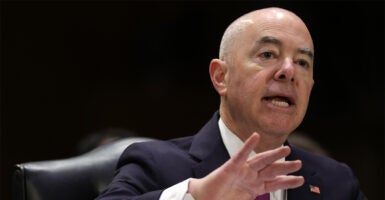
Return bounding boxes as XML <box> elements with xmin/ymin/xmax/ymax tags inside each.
<box><xmin>209</xmin><ymin>59</ymin><xmax>227</xmax><ymax>96</ymax></box>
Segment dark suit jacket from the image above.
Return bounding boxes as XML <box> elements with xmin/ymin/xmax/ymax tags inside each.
<box><xmin>97</xmin><ymin>112</ymin><xmax>367</xmax><ymax>200</ymax></box>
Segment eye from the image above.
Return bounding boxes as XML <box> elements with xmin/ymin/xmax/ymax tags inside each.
<box><xmin>297</xmin><ymin>59</ymin><xmax>310</xmax><ymax>68</ymax></box>
<box><xmin>255</xmin><ymin>49</ymin><xmax>279</xmax><ymax>66</ymax></box>
<box><xmin>260</xmin><ymin>52</ymin><xmax>274</xmax><ymax>59</ymax></box>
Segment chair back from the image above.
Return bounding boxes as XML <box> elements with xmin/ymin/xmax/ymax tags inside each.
<box><xmin>12</xmin><ymin>137</ymin><xmax>154</xmax><ymax>200</ymax></box>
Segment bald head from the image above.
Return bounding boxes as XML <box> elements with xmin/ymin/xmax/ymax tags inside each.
<box><xmin>219</xmin><ymin>7</ymin><xmax>313</xmax><ymax>62</ymax></box>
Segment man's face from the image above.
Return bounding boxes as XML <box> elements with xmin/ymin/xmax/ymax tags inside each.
<box><xmin>221</xmin><ymin>11</ymin><xmax>314</xmax><ymax>138</ymax></box>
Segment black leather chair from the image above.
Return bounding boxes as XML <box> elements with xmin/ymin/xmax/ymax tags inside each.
<box><xmin>12</xmin><ymin>137</ymin><xmax>154</xmax><ymax>200</ymax></box>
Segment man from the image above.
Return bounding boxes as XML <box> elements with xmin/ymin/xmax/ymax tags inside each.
<box><xmin>97</xmin><ymin>7</ymin><xmax>366</xmax><ymax>200</ymax></box>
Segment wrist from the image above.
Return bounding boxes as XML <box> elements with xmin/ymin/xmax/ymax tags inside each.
<box><xmin>187</xmin><ymin>178</ymin><xmax>199</xmax><ymax>199</ymax></box>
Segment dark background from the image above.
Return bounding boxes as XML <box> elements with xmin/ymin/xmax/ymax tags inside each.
<box><xmin>1</xmin><ymin>1</ymin><xmax>384</xmax><ymax>199</ymax></box>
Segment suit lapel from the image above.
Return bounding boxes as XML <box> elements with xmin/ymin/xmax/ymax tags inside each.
<box><xmin>187</xmin><ymin>113</ymin><xmax>324</xmax><ymax>199</ymax></box>
<box><xmin>192</xmin><ymin>142</ymin><xmax>230</xmax><ymax>178</ymax></box>
<box><xmin>189</xmin><ymin>112</ymin><xmax>230</xmax><ymax>178</ymax></box>
<box><xmin>286</xmin><ymin>144</ymin><xmax>323</xmax><ymax>200</ymax></box>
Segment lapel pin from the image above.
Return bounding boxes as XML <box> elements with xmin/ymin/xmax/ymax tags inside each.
<box><xmin>309</xmin><ymin>184</ymin><xmax>321</xmax><ymax>195</ymax></box>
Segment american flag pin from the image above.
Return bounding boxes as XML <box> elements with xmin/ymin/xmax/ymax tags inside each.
<box><xmin>309</xmin><ymin>185</ymin><xmax>321</xmax><ymax>194</ymax></box>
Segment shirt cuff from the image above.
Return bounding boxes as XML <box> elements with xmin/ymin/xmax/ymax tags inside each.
<box><xmin>159</xmin><ymin>178</ymin><xmax>195</xmax><ymax>200</ymax></box>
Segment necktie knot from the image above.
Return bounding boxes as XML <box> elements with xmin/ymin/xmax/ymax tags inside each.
<box><xmin>255</xmin><ymin>193</ymin><xmax>270</xmax><ymax>200</ymax></box>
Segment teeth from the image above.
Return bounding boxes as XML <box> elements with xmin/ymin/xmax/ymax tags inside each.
<box><xmin>271</xmin><ymin>99</ymin><xmax>289</xmax><ymax>107</ymax></box>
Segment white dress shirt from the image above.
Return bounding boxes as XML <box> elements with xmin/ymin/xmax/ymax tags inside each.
<box><xmin>160</xmin><ymin>118</ymin><xmax>286</xmax><ymax>200</ymax></box>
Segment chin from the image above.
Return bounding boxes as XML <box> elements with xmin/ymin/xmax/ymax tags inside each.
<box><xmin>262</xmin><ymin>121</ymin><xmax>298</xmax><ymax>136</ymax></box>
<box><xmin>263</xmin><ymin>128</ymin><xmax>292</xmax><ymax>137</ymax></box>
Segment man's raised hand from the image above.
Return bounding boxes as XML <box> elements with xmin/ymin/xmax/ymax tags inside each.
<box><xmin>188</xmin><ymin>132</ymin><xmax>304</xmax><ymax>200</ymax></box>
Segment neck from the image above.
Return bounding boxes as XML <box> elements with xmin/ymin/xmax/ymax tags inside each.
<box><xmin>252</xmin><ymin>133</ymin><xmax>287</xmax><ymax>153</ymax></box>
<box><xmin>219</xmin><ymin>107</ymin><xmax>289</xmax><ymax>153</ymax></box>
<box><xmin>234</xmin><ymin>129</ymin><xmax>287</xmax><ymax>153</ymax></box>
<box><xmin>222</xmin><ymin>119</ymin><xmax>288</xmax><ymax>153</ymax></box>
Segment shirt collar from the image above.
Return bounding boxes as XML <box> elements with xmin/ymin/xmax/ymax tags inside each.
<box><xmin>218</xmin><ymin>118</ymin><xmax>286</xmax><ymax>200</ymax></box>
<box><xmin>218</xmin><ymin>118</ymin><xmax>257</xmax><ymax>159</ymax></box>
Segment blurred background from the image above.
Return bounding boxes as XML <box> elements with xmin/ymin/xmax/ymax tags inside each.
<box><xmin>1</xmin><ymin>1</ymin><xmax>383</xmax><ymax>199</ymax></box>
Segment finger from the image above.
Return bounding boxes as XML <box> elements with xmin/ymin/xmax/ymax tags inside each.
<box><xmin>248</xmin><ymin>146</ymin><xmax>291</xmax><ymax>171</ymax></box>
<box><xmin>264</xmin><ymin>175</ymin><xmax>305</xmax><ymax>192</ymax></box>
<box><xmin>259</xmin><ymin>160</ymin><xmax>302</xmax><ymax>180</ymax></box>
<box><xmin>231</xmin><ymin>132</ymin><xmax>260</xmax><ymax>164</ymax></box>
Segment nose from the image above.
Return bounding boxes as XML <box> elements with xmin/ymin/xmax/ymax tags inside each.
<box><xmin>274</xmin><ymin>58</ymin><xmax>295</xmax><ymax>82</ymax></box>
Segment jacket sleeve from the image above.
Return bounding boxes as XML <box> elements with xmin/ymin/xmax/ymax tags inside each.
<box><xmin>95</xmin><ymin>142</ymin><xmax>165</xmax><ymax>200</ymax></box>
<box><xmin>349</xmin><ymin>165</ymin><xmax>367</xmax><ymax>200</ymax></box>
<box><xmin>337</xmin><ymin>162</ymin><xmax>367</xmax><ymax>200</ymax></box>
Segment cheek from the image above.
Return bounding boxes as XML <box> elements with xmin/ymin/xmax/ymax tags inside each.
<box><xmin>237</xmin><ymin>73</ymin><xmax>266</xmax><ymax>101</ymax></box>
<box><xmin>298</xmin><ymin>70</ymin><xmax>314</xmax><ymax>92</ymax></box>
<box><xmin>298</xmin><ymin>80</ymin><xmax>314</xmax><ymax>112</ymax></box>
<box><xmin>227</xmin><ymin>61</ymin><xmax>268</xmax><ymax>101</ymax></box>
<box><xmin>304</xmin><ymin>79</ymin><xmax>314</xmax><ymax>98</ymax></box>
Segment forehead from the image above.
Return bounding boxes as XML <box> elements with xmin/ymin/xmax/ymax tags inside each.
<box><xmin>237</xmin><ymin>11</ymin><xmax>314</xmax><ymax>51</ymax></box>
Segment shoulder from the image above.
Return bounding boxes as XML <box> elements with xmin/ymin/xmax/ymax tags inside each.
<box><xmin>290</xmin><ymin>145</ymin><xmax>362</xmax><ymax>191</ymax></box>
<box><xmin>117</xmin><ymin>136</ymin><xmax>195</xmax><ymax>168</ymax></box>
<box><xmin>115</xmin><ymin>136</ymin><xmax>198</xmax><ymax>186</ymax></box>
<box><xmin>290</xmin><ymin>146</ymin><xmax>366</xmax><ymax>199</ymax></box>
<box><xmin>291</xmin><ymin>145</ymin><xmax>350</xmax><ymax>172</ymax></box>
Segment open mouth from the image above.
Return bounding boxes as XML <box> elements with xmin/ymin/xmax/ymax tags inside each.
<box><xmin>263</xmin><ymin>96</ymin><xmax>293</xmax><ymax>108</ymax></box>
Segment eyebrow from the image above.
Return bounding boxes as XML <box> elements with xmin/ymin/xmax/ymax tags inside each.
<box><xmin>257</xmin><ymin>36</ymin><xmax>314</xmax><ymax>59</ymax></box>
<box><xmin>259</xmin><ymin>36</ymin><xmax>282</xmax><ymax>45</ymax></box>
<box><xmin>298</xmin><ymin>48</ymin><xmax>314</xmax><ymax>59</ymax></box>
